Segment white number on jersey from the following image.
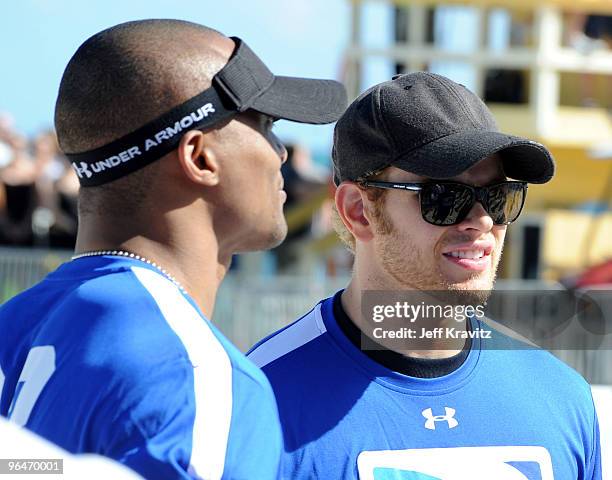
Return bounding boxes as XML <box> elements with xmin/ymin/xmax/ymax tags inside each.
<box><xmin>8</xmin><ymin>346</ymin><xmax>56</xmax><ymax>426</ymax></box>
<box><xmin>0</xmin><ymin>366</ymin><xmax>5</xmax><ymax>403</ymax></box>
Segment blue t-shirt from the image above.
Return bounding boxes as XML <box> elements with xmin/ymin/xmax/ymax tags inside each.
<box><xmin>0</xmin><ymin>255</ymin><xmax>282</xmax><ymax>480</ymax></box>
<box><xmin>248</xmin><ymin>295</ymin><xmax>602</xmax><ymax>480</ymax></box>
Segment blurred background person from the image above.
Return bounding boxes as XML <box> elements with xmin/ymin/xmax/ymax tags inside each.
<box><xmin>31</xmin><ymin>130</ymin><xmax>78</xmax><ymax>248</ymax></box>
<box><xmin>0</xmin><ymin>125</ymin><xmax>37</xmax><ymax>247</ymax></box>
<box><xmin>0</xmin><ymin>124</ymin><xmax>78</xmax><ymax>249</ymax></box>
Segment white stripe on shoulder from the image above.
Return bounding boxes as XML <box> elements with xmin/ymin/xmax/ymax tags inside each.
<box><xmin>248</xmin><ymin>303</ymin><xmax>327</xmax><ymax>368</ymax></box>
<box><xmin>131</xmin><ymin>266</ymin><xmax>232</xmax><ymax>480</ymax></box>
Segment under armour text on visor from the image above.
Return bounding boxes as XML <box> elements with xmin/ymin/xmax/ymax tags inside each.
<box><xmin>67</xmin><ymin>37</ymin><xmax>348</xmax><ymax>187</ymax></box>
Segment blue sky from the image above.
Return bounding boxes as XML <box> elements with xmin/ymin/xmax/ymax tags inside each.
<box><xmin>1</xmin><ymin>1</ymin><xmax>488</xmax><ymax>156</ymax></box>
<box><xmin>0</xmin><ymin>0</ymin><xmax>354</xmax><ymax>154</ymax></box>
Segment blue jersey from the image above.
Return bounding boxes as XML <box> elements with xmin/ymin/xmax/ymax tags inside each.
<box><xmin>0</xmin><ymin>255</ymin><xmax>282</xmax><ymax>480</ymax></box>
<box><xmin>248</xmin><ymin>295</ymin><xmax>602</xmax><ymax>480</ymax></box>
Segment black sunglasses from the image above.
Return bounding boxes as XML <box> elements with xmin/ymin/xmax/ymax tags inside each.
<box><xmin>360</xmin><ymin>180</ymin><xmax>528</xmax><ymax>226</ymax></box>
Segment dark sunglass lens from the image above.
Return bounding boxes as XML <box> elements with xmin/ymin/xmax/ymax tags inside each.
<box><xmin>487</xmin><ymin>183</ymin><xmax>525</xmax><ymax>224</ymax></box>
<box><xmin>421</xmin><ymin>184</ymin><xmax>473</xmax><ymax>225</ymax></box>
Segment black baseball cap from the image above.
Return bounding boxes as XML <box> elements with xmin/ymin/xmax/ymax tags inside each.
<box><xmin>68</xmin><ymin>37</ymin><xmax>348</xmax><ymax>187</ymax></box>
<box><xmin>332</xmin><ymin>72</ymin><xmax>555</xmax><ymax>185</ymax></box>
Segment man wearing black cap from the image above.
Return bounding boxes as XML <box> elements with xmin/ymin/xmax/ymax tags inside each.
<box><xmin>249</xmin><ymin>73</ymin><xmax>601</xmax><ymax>479</ymax></box>
<box><xmin>0</xmin><ymin>19</ymin><xmax>347</xmax><ymax>479</ymax></box>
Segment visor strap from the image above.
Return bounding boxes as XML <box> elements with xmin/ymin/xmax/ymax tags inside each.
<box><xmin>66</xmin><ymin>88</ymin><xmax>235</xmax><ymax>187</ymax></box>
<box><xmin>65</xmin><ymin>36</ymin><xmax>275</xmax><ymax>187</ymax></box>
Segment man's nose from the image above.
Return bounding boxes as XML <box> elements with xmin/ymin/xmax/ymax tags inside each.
<box><xmin>457</xmin><ymin>201</ymin><xmax>494</xmax><ymax>233</ymax></box>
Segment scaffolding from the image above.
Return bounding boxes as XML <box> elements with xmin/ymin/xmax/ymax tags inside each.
<box><xmin>345</xmin><ymin>0</ymin><xmax>612</xmax><ymax>147</ymax></box>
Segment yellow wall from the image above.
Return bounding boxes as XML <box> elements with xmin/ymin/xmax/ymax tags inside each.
<box><xmin>489</xmin><ymin>105</ymin><xmax>612</xmax><ymax>209</ymax></box>
<box><xmin>542</xmin><ymin>210</ymin><xmax>612</xmax><ymax>274</ymax></box>
<box><xmin>526</xmin><ymin>147</ymin><xmax>612</xmax><ymax>209</ymax></box>
<box><xmin>560</xmin><ymin>74</ymin><xmax>612</xmax><ymax>110</ymax></box>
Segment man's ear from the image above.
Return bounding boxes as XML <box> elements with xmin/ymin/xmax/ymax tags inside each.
<box><xmin>335</xmin><ymin>182</ymin><xmax>375</xmax><ymax>243</ymax></box>
<box><xmin>177</xmin><ymin>130</ymin><xmax>220</xmax><ymax>186</ymax></box>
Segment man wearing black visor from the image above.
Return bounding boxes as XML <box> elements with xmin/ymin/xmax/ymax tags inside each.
<box><xmin>0</xmin><ymin>19</ymin><xmax>346</xmax><ymax>479</ymax></box>
<box><xmin>249</xmin><ymin>73</ymin><xmax>602</xmax><ymax>479</ymax></box>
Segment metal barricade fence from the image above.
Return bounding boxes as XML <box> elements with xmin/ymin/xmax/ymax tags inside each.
<box><xmin>214</xmin><ymin>274</ymin><xmax>349</xmax><ymax>351</ymax></box>
<box><xmin>0</xmin><ymin>248</ymin><xmax>72</xmax><ymax>300</ymax></box>
<box><xmin>0</xmin><ymin>247</ymin><xmax>610</xmax><ymax>384</ymax></box>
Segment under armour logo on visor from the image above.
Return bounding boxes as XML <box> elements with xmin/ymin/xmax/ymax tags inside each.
<box><xmin>72</xmin><ymin>162</ymin><xmax>92</xmax><ymax>179</ymax></box>
<box><xmin>422</xmin><ymin>407</ymin><xmax>459</xmax><ymax>430</ymax></box>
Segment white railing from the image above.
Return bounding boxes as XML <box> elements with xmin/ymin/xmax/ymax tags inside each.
<box><xmin>0</xmin><ymin>247</ymin><xmax>610</xmax><ymax>385</ymax></box>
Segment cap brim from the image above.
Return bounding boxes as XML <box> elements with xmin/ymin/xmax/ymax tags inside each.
<box><xmin>393</xmin><ymin>130</ymin><xmax>555</xmax><ymax>184</ymax></box>
<box><xmin>251</xmin><ymin>76</ymin><xmax>348</xmax><ymax>125</ymax></box>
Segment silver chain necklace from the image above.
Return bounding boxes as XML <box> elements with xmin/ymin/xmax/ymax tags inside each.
<box><xmin>71</xmin><ymin>250</ymin><xmax>187</xmax><ymax>294</ymax></box>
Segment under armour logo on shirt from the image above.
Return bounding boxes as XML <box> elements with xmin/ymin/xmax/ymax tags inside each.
<box><xmin>422</xmin><ymin>407</ymin><xmax>458</xmax><ymax>430</ymax></box>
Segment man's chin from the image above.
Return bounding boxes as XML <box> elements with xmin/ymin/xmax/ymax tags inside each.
<box><xmin>236</xmin><ymin>222</ymin><xmax>288</xmax><ymax>253</ymax></box>
<box><xmin>266</xmin><ymin>225</ymin><xmax>288</xmax><ymax>250</ymax></box>
<box><xmin>443</xmin><ymin>274</ymin><xmax>496</xmax><ymax>304</ymax></box>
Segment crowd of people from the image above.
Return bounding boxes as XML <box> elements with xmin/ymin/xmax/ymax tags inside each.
<box><xmin>0</xmin><ymin>114</ymin><xmax>78</xmax><ymax>249</ymax></box>
<box><xmin>0</xmin><ymin>110</ymin><xmax>343</xmax><ymax>273</ymax></box>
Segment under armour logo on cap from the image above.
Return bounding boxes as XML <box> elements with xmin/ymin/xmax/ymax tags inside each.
<box><xmin>422</xmin><ymin>407</ymin><xmax>459</xmax><ymax>430</ymax></box>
